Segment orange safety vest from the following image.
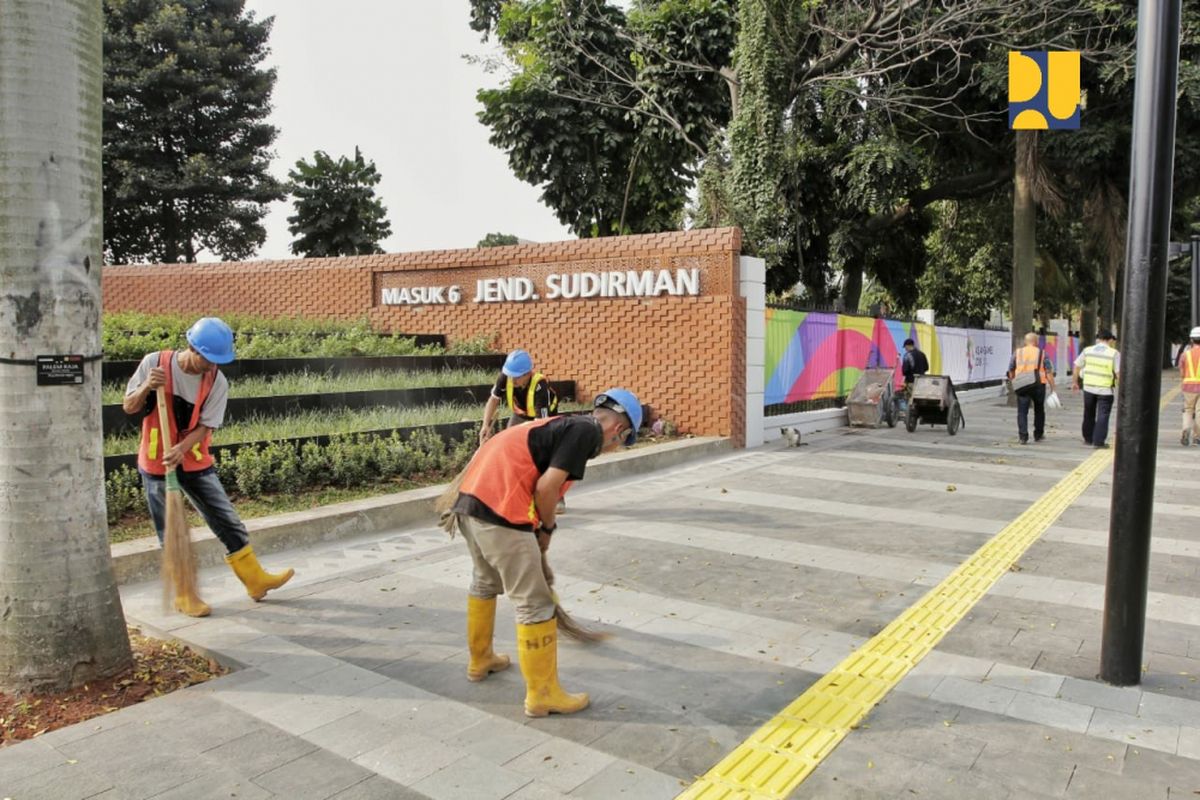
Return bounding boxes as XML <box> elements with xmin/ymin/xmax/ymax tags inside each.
<box><xmin>1183</xmin><ymin>347</ymin><xmax>1200</xmax><ymax>390</ymax></box>
<box><xmin>137</xmin><ymin>350</ymin><xmax>218</xmax><ymax>475</ymax></box>
<box><xmin>458</xmin><ymin>417</ymin><xmax>571</xmax><ymax>530</ymax></box>
<box><xmin>1012</xmin><ymin>345</ymin><xmax>1048</xmax><ymax>383</ymax></box>
<box><xmin>506</xmin><ymin>372</ymin><xmax>557</xmax><ymax>418</ymax></box>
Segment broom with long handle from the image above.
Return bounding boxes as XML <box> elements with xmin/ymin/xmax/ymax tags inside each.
<box><xmin>156</xmin><ymin>388</ymin><xmax>206</xmax><ymax>616</ymax></box>
<box><xmin>436</xmin><ymin>429</ymin><xmax>606</xmax><ymax>643</ymax></box>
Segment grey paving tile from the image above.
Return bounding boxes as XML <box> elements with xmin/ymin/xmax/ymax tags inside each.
<box><xmin>250</xmin><ymin>691</ymin><xmax>359</xmax><ymax>736</ymax></box>
<box><xmin>0</xmin><ymin>761</ymin><xmax>117</xmax><ymax>800</ymax></box>
<box><xmin>1005</xmin><ymin>691</ymin><xmax>1094</xmax><ymax>734</ymax></box>
<box><xmin>1139</xmin><ymin>690</ymin><xmax>1200</xmax><ymax>727</ymax></box>
<box><xmin>567</xmin><ymin>760</ymin><xmax>684</xmax><ymax>800</ymax></box>
<box><xmin>894</xmin><ymin>760</ymin><xmax>1016</xmax><ymax>800</ymax></box>
<box><xmin>252</xmin><ymin>748</ymin><xmax>375</xmax><ymax>798</ymax></box>
<box><xmin>147</xmin><ymin>773</ymin><xmax>276</xmax><ymax>799</ymax></box>
<box><xmin>0</xmin><ymin>736</ymin><xmax>70</xmax><ymax>787</ymax></box>
<box><xmin>453</xmin><ymin>717</ymin><xmax>550</xmax><ymax>765</ymax></box>
<box><xmin>1088</xmin><ymin>708</ymin><xmax>1181</xmax><ymax>754</ymax></box>
<box><xmin>302</xmin><ymin>710</ymin><xmax>407</xmax><ymax>760</ymax></box>
<box><xmin>985</xmin><ymin>661</ymin><xmax>1066</xmax><ymax>697</ymax></box>
<box><xmin>203</xmin><ymin>729</ymin><xmax>319</xmax><ymax>779</ymax></box>
<box><xmin>503</xmin><ymin>781</ymin><xmax>572</xmax><ymax>799</ymax></box>
<box><xmin>930</xmin><ymin>676</ymin><xmax>1017</xmax><ymax>715</ymax></box>
<box><xmin>352</xmin><ymin>732</ymin><xmax>461</xmax><ymax>786</ymax></box>
<box><xmin>1065</xmin><ymin>764</ymin><xmax>1170</xmax><ymax>799</ymax></box>
<box><xmin>969</xmin><ymin>745</ymin><xmax>1074</xmax><ymax>798</ymax></box>
<box><xmin>1057</xmin><ymin>676</ymin><xmax>1142</xmax><ymax>715</ymax></box>
<box><xmin>327</xmin><ymin>775</ymin><xmax>431</xmax><ymax>799</ymax></box>
<box><xmin>410</xmin><ymin>754</ymin><xmax>530</xmax><ymax>800</ymax></box>
<box><xmin>503</xmin><ymin>739</ymin><xmax>614</xmax><ymax>793</ymax></box>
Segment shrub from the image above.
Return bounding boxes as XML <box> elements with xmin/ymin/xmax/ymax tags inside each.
<box><xmin>102</xmin><ymin>313</ymin><xmax>454</xmax><ymax>361</ymax></box>
<box><xmin>446</xmin><ymin>333</ymin><xmax>496</xmax><ymax>355</ymax></box>
<box><xmin>105</xmin><ymin>465</ymin><xmax>144</xmax><ymax>524</ymax></box>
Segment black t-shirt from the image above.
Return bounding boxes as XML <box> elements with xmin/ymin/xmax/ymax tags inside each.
<box><xmin>454</xmin><ymin>415</ymin><xmax>603</xmax><ymax>530</ymax></box>
<box><xmin>492</xmin><ymin>373</ymin><xmax>557</xmax><ymax>418</ymax></box>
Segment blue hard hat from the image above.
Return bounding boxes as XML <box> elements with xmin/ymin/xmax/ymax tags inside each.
<box><xmin>186</xmin><ymin>317</ymin><xmax>236</xmax><ymax>364</ymax></box>
<box><xmin>502</xmin><ymin>349</ymin><xmax>533</xmax><ymax>377</ymax></box>
<box><xmin>594</xmin><ymin>388</ymin><xmax>642</xmax><ymax>446</ymax></box>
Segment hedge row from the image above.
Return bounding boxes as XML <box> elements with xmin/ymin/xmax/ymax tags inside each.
<box><xmin>105</xmin><ymin>428</ymin><xmax>474</xmax><ymax>524</ymax></box>
<box><xmin>102</xmin><ymin>312</ymin><xmax>498</xmax><ymax>361</ymax></box>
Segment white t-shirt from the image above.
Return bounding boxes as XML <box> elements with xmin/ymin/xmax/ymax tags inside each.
<box><xmin>125</xmin><ymin>352</ymin><xmax>229</xmax><ymax>429</ymax></box>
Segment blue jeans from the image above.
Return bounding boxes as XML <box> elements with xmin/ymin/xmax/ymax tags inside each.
<box><xmin>1016</xmin><ymin>384</ymin><xmax>1046</xmax><ymax>440</ymax></box>
<box><xmin>140</xmin><ymin>467</ymin><xmax>249</xmax><ymax>554</ymax></box>
<box><xmin>1082</xmin><ymin>391</ymin><xmax>1114</xmax><ymax>446</ymax></box>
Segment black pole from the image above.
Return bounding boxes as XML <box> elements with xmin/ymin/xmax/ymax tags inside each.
<box><xmin>1191</xmin><ymin>234</ymin><xmax>1199</xmax><ymax>329</ymax></box>
<box><xmin>1100</xmin><ymin>0</ymin><xmax>1183</xmax><ymax>686</ymax></box>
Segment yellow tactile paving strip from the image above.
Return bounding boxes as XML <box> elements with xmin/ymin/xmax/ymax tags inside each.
<box><xmin>677</xmin><ymin>387</ymin><xmax>1182</xmax><ymax>800</ymax></box>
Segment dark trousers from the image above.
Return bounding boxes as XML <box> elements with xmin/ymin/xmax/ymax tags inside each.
<box><xmin>1016</xmin><ymin>384</ymin><xmax>1046</xmax><ymax>440</ymax></box>
<box><xmin>140</xmin><ymin>467</ymin><xmax>250</xmax><ymax>554</ymax></box>
<box><xmin>1082</xmin><ymin>391</ymin><xmax>1114</xmax><ymax>446</ymax></box>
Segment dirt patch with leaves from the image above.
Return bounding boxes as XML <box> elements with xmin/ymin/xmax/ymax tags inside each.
<box><xmin>0</xmin><ymin>627</ymin><xmax>225</xmax><ymax>746</ymax></box>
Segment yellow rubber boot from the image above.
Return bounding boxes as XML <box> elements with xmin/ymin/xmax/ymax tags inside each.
<box><xmin>467</xmin><ymin>596</ymin><xmax>511</xmax><ymax>682</ymax></box>
<box><xmin>173</xmin><ymin>588</ymin><xmax>211</xmax><ymax>618</ymax></box>
<box><xmin>516</xmin><ymin>618</ymin><xmax>589</xmax><ymax>717</ymax></box>
<box><xmin>225</xmin><ymin>545</ymin><xmax>294</xmax><ymax>601</ymax></box>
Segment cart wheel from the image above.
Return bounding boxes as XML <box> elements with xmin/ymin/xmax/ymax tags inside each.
<box><xmin>947</xmin><ymin>404</ymin><xmax>961</xmax><ymax>436</ymax></box>
<box><xmin>885</xmin><ymin>403</ymin><xmax>896</xmax><ymax>428</ymax></box>
<box><xmin>905</xmin><ymin>406</ymin><xmax>918</xmax><ymax>433</ymax></box>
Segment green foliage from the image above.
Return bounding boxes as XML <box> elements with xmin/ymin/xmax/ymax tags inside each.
<box><xmin>477</xmin><ymin>232</ymin><xmax>520</xmax><ymax>247</ymax></box>
<box><xmin>445</xmin><ymin>333</ymin><xmax>498</xmax><ymax>355</ymax></box>
<box><xmin>104</xmin><ymin>465</ymin><xmax>145</xmax><ymax>524</ymax></box>
<box><xmin>102</xmin><ymin>0</ymin><xmax>284</xmax><ymax>263</ymax></box>
<box><xmin>102</xmin><ymin>368</ymin><xmax>496</xmax><ymax>404</ymax></box>
<box><xmin>102</xmin><ymin>313</ymin><xmax>446</xmax><ymax>361</ymax></box>
<box><xmin>476</xmin><ymin>0</ymin><xmax>733</xmax><ymax>237</ymax></box>
<box><xmin>106</xmin><ymin>428</ymin><xmax>477</xmax><ymax>524</ymax></box>
<box><xmin>918</xmin><ymin>200</ymin><xmax>1010</xmax><ymax>326</ymax></box>
<box><xmin>103</xmin><ymin>402</ymin><xmax>496</xmax><ymax>455</ymax></box>
<box><xmin>287</xmin><ymin>147</ymin><xmax>393</xmax><ymax>258</ymax></box>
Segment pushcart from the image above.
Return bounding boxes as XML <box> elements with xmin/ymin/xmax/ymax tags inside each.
<box><xmin>905</xmin><ymin>374</ymin><xmax>964</xmax><ymax>435</ymax></box>
<box><xmin>847</xmin><ymin>368</ymin><xmax>900</xmax><ymax>428</ymax></box>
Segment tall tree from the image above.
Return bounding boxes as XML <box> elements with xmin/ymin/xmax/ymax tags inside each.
<box><xmin>287</xmin><ymin>147</ymin><xmax>393</xmax><ymax>258</ymax></box>
<box><xmin>102</xmin><ymin>0</ymin><xmax>285</xmax><ymax>264</ymax></box>
<box><xmin>1</xmin><ymin>0</ymin><xmax>133</xmax><ymax>692</ymax></box>
<box><xmin>474</xmin><ymin>0</ymin><xmax>734</xmax><ymax>237</ymax></box>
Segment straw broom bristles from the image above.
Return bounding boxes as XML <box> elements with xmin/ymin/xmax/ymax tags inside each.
<box><xmin>156</xmin><ymin>390</ymin><xmax>201</xmax><ymax>613</ymax></box>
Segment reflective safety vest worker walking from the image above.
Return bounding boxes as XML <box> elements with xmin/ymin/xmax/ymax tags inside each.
<box><xmin>1179</xmin><ymin>326</ymin><xmax>1200</xmax><ymax>445</ymax></box>
<box><xmin>1072</xmin><ymin>331</ymin><xmax>1120</xmax><ymax>449</ymax></box>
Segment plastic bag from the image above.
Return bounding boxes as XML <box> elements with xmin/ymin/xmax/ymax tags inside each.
<box><xmin>1046</xmin><ymin>391</ymin><xmax>1062</xmax><ymax>410</ymax></box>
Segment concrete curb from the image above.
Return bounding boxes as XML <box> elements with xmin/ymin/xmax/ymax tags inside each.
<box><xmin>111</xmin><ymin>436</ymin><xmax>732</xmax><ymax>585</ymax></box>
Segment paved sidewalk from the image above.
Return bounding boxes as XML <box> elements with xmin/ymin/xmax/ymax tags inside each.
<box><xmin>4</xmin><ymin>386</ymin><xmax>1200</xmax><ymax>799</ymax></box>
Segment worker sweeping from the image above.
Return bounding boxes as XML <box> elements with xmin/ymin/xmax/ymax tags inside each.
<box><xmin>123</xmin><ymin>317</ymin><xmax>295</xmax><ymax>616</ymax></box>
<box><xmin>447</xmin><ymin>389</ymin><xmax>641</xmax><ymax>717</ymax></box>
<box><xmin>479</xmin><ymin>349</ymin><xmax>559</xmax><ymax>444</ymax></box>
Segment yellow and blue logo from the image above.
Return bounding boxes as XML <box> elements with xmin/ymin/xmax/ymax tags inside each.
<box><xmin>1008</xmin><ymin>51</ymin><xmax>1080</xmax><ymax>130</ymax></box>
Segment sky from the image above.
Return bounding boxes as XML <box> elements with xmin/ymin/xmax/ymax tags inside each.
<box><xmin>240</xmin><ymin>0</ymin><xmax>573</xmax><ymax>259</ymax></box>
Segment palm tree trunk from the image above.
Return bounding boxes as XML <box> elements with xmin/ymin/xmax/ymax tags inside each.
<box><xmin>0</xmin><ymin>0</ymin><xmax>133</xmax><ymax>692</ymax></box>
<box><xmin>1011</xmin><ymin>131</ymin><xmax>1037</xmax><ymax>352</ymax></box>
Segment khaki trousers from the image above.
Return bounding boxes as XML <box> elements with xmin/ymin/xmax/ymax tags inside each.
<box><xmin>458</xmin><ymin>514</ymin><xmax>555</xmax><ymax>624</ymax></box>
<box><xmin>1184</xmin><ymin>391</ymin><xmax>1200</xmax><ymax>436</ymax></box>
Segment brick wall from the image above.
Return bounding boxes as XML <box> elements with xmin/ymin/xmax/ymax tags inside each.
<box><xmin>103</xmin><ymin>228</ymin><xmax>747</xmax><ymax>444</ymax></box>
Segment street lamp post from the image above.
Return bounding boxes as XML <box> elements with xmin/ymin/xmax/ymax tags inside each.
<box><xmin>1099</xmin><ymin>0</ymin><xmax>1184</xmax><ymax>686</ymax></box>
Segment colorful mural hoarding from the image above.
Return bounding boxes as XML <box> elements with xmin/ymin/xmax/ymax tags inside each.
<box><xmin>765</xmin><ymin>310</ymin><xmax>1012</xmax><ymax>405</ymax></box>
